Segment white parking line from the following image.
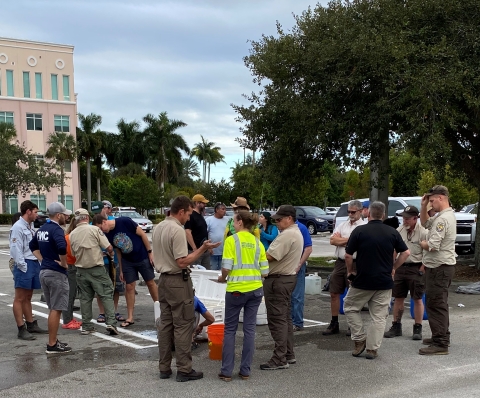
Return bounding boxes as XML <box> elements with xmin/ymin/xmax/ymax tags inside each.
<box><xmin>9</xmin><ymin>304</ymin><xmax>157</xmax><ymax>349</ymax></box>
<box><xmin>31</xmin><ymin>302</ymin><xmax>158</xmax><ymax>342</ymax></box>
<box><xmin>0</xmin><ymin>250</ymin><xmax>10</xmax><ymax>256</ymax></box>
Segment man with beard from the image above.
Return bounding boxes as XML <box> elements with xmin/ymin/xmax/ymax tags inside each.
<box><xmin>185</xmin><ymin>194</ymin><xmax>211</xmax><ymax>269</ymax></box>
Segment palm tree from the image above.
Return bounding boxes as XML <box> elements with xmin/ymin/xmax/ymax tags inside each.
<box><xmin>192</xmin><ymin>135</ymin><xmax>211</xmax><ymax>182</ymax></box>
<box><xmin>181</xmin><ymin>156</ymin><xmax>201</xmax><ymax>180</ymax></box>
<box><xmin>77</xmin><ymin>113</ymin><xmax>102</xmax><ymax>210</ymax></box>
<box><xmin>143</xmin><ymin>112</ymin><xmax>189</xmax><ymax>189</ymax></box>
<box><xmin>45</xmin><ymin>131</ymin><xmax>78</xmax><ymax>205</ymax></box>
<box><xmin>207</xmin><ymin>146</ymin><xmax>225</xmax><ymax>183</ymax></box>
<box><xmin>107</xmin><ymin>119</ymin><xmax>146</xmax><ymax>169</ymax></box>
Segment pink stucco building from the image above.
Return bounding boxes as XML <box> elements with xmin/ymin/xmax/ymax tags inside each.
<box><xmin>0</xmin><ymin>37</ymin><xmax>79</xmax><ymax>213</ymax></box>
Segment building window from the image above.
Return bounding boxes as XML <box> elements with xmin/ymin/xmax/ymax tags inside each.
<box><xmin>64</xmin><ymin>160</ymin><xmax>72</xmax><ymax>172</ymax></box>
<box><xmin>51</xmin><ymin>74</ymin><xmax>58</xmax><ymax>100</ymax></box>
<box><xmin>54</xmin><ymin>115</ymin><xmax>69</xmax><ymax>132</ymax></box>
<box><xmin>6</xmin><ymin>196</ymin><xmax>19</xmax><ymax>214</ymax></box>
<box><xmin>0</xmin><ymin>111</ymin><xmax>14</xmax><ymax>124</ymax></box>
<box><xmin>63</xmin><ymin>75</ymin><xmax>70</xmax><ymax>101</ymax></box>
<box><xmin>34</xmin><ymin>154</ymin><xmax>44</xmax><ymax>163</ymax></box>
<box><xmin>30</xmin><ymin>194</ymin><xmax>46</xmax><ymax>211</ymax></box>
<box><xmin>58</xmin><ymin>195</ymin><xmax>73</xmax><ymax>211</ymax></box>
<box><xmin>26</xmin><ymin>114</ymin><xmax>43</xmax><ymax>131</ymax></box>
<box><xmin>35</xmin><ymin>73</ymin><xmax>43</xmax><ymax>99</ymax></box>
<box><xmin>23</xmin><ymin>72</ymin><xmax>31</xmax><ymax>98</ymax></box>
<box><xmin>7</xmin><ymin>70</ymin><xmax>14</xmax><ymax>96</ymax></box>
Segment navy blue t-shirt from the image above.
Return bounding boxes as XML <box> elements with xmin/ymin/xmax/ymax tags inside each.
<box><xmin>345</xmin><ymin>220</ymin><xmax>408</xmax><ymax>290</ymax></box>
<box><xmin>29</xmin><ymin>220</ymin><xmax>67</xmax><ymax>275</ymax></box>
<box><xmin>105</xmin><ymin>217</ymin><xmax>147</xmax><ymax>263</ymax></box>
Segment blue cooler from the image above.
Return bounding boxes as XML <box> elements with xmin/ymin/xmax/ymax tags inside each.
<box><xmin>410</xmin><ymin>293</ymin><xmax>428</xmax><ymax>320</ymax></box>
<box><xmin>339</xmin><ymin>287</ymin><xmax>349</xmax><ymax>315</ymax></box>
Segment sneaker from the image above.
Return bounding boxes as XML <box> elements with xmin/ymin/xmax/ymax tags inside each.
<box><xmin>346</xmin><ymin>327</ymin><xmax>351</xmax><ymax>337</ymax></box>
<box><xmin>56</xmin><ymin>339</ymin><xmax>69</xmax><ymax>347</ymax></box>
<box><xmin>383</xmin><ymin>322</ymin><xmax>402</xmax><ymax>338</ymax></box>
<box><xmin>260</xmin><ymin>361</ymin><xmax>289</xmax><ymax>370</ymax></box>
<box><xmin>26</xmin><ymin>320</ymin><xmax>48</xmax><ymax>334</ymax></box>
<box><xmin>159</xmin><ymin>370</ymin><xmax>172</xmax><ymax>379</ymax></box>
<box><xmin>322</xmin><ymin>321</ymin><xmax>339</xmax><ymax>336</ymax></box>
<box><xmin>419</xmin><ymin>345</ymin><xmax>448</xmax><ymax>355</ymax></box>
<box><xmin>81</xmin><ymin>328</ymin><xmax>97</xmax><ymax>335</ymax></box>
<box><xmin>352</xmin><ymin>339</ymin><xmax>366</xmax><ymax>357</ymax></box>
<box><xmin>218</xmin><ymin>373</ymin><xmax>232</xmax><ymax>382</ymax></box>
<box><xmin>106</xmin><ymin>325</ymin><xmax>119</xmax><ymax>336</ymax></box>
<box><xmin>365</xmin><ymin>349</ymin><xmax>378</xmax><ymax>360</ymax></box>
<box><xmin>422</xmin><ymin>338</ymin><xmax>450</xmax><ymax>347</ymax></box>
<box><xmin>286</xmin><ymin>358</ymin><xmax>296</xmax><ymax>364</ymax></box>
<box><xmin>292</xmin><ymin>325</ymin><xmax>304</xmax><ymax>332</ymax></box>
<box><xmin>412</xmin><ymin>324</ymin><xmax>422</xmax><ymax>341</ymax></box>
<box><xmin>176</xmin><ymin>369</ymin><xmax>204</xmax><ymax>382</ymax></box>
<box><xmin>62</xmin><ymin>320</ymin><xmax>81</xmax><ymax>330</ymax></box>
<box><xmin>18</xmin><ymin>325</ymin><xmax>36</xmax><ymax>341</ymax></box>
<box><xmin>46</xmin><ymin>342</ymin><xmax>72</xmax><ymax>355</ymax></box>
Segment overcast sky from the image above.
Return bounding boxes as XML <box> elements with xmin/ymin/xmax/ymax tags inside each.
<box><xmin>2</xmin><ymin>0</ymin><xmax>325</xmax><ymax>182</ymax></box>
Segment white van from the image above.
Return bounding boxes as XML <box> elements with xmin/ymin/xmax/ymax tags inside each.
<box><xmin>334</xmin><ymin>197</ymin><xmax>474</xmax><ymax>253</ymax></box>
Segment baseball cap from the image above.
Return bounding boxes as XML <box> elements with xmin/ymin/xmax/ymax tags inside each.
<box><xmin>362</xmin><ymin>200</ymin><xmax>370</xmax><ymax>208</ymax></box>
<box><xmin>91</xmin><ymin>201</ymin><xmax>104</xmax><ymax>214</ymax></box>
<box><xmin>102</xmin><ymin>200</ymin><xmax>112</xmax><ymax>208</ymax></box>
<box><xmin>192</xmin><ymin>194</ymin><xmax>209</xmax><ymax>203</ymax></box>
<box><xmin>271</xmin><ymin>205</ymin><xmax>296</xmax><ymax>220</ymax></box>
<box><xmin>47</xmin><ymin>202</ymin><xmax>72</xmax><ymax>216</ymax></box>
<box><xmin>231</xmin><ymin>197</ymin><xmax>250</xmax><ymax>209</ymax></box>
<box><xmin>399</xmin><ymin>205</ymin><xmax>419</xmax><ymax>217</ymax></box>
<box><xmin>74</xmin><ymin>208</ymin><xmax>90</xmax><ymax>218</ymax></box>
<box><xmin>425</xmin><ymin>185</ymin><xmax>449</xmax><ymax>197</ymax></box>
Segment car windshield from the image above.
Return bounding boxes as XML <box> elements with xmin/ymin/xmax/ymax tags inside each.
<box><xmin>118</xmin><ymin>212</ymin><xmax>143</xmax><ymax>218</ymax></box>
<box><xmin>405</xmin><ymin>199</ymin><xmax>421</xmax><ymax>209</ymax></box>
<box><xmin>304</xmin><ymin>207</ymin><xmax>328</xmax><ymax>217</ymax></box>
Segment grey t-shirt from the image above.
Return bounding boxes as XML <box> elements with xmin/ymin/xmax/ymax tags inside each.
<box><xmin>206</xmin><ymin>216</ymin><xmax>230</xmax><ymax>255</ymax></box>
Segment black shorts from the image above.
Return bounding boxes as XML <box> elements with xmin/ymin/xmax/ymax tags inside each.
<box><xmin>393</xmin><ymin>265</ymin><xmax>425</xmax><ymax>300</ymax></box>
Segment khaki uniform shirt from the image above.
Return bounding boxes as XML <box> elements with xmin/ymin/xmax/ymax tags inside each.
<box><xmin>332</xmin><ymin>218</ymin><xmax>367</xmax><ymax>260</ymax></box>
<box><xmin>70</xmin><ymin>222</ymin><xmax>111</xmax><ymax>268</ymax></box>
<box><xmin>397</xmin><ymin>222</ymin><xmax>428</xmax><ymax>263</ymax></box>
<box><xmin>267</xmin><ymin>223</ymin><xmax>303</xmax><ymax>275</ymax></box>
<box><xmin>152</xmin><ymin>216</ymin><xmax>188</xmax><ymax>274</ymax></box>
<box><xmin>421</xmin><ymin>207</ymin><xmax>456</xmax><ymax>268</ymax></box>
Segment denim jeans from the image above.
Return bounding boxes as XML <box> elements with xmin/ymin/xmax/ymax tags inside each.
<box><xmin>210</xmin><ymin>255</ymin><xmax>223</xmax><ymax>271</ymax></box>
<box><xmin>221</xmin><ymin>287</ymin><xmax>263</xmax><ymax>377</ymax></box>
<box><xmin>291</xmin><ymin>262</ymin><xmax>306</xmax><ymax>328</ymax></box>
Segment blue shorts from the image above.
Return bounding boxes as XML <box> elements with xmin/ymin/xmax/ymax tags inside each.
<box><xmin>122</xmin><ymin>258</ymin><xmax>155</xmax><ymax>285</ymax></box>
<box><xmin>13</xmin><ymin>259</ymin><xmax>41</xmax><ymax>290</ymax></box>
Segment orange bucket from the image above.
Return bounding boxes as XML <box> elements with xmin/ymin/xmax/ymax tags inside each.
<box><xmin>207</xmin><ymin>323</ymin><xmax>224</xmax><ymax>360</ymax></box>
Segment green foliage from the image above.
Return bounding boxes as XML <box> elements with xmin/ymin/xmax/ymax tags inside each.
<box><xmin>148</xmin><ymin>214</ymin><xmax>166</xmax><ymax>224</ymax></box>
<box><xmin>0</xmin><ymin>214</ymin><xmax>13</xmax><ymax>224</ymax></box>
<box><xmin>0</xmin><ymin>122</ymin><xmax>60</xmax><ymax>196</ymax></box>
<box><xmin>109</xmin><ymin>177</ymin><xmax>132</xmax><ymax>206</ymax></box>
<box><xmin>390</xmin><ymin>150</ymin><xmax>422</xmax><ymax>197</ymax></box>
<box><xmin>123</xmin><ymin>174</ymin><xmax>162</xmax><ymax>213</ymax></box>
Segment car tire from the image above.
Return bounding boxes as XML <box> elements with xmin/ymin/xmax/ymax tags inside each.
<box><xmin>307</xmin><ymin>223</ymin><xmax>317</xmax><ymax>235</ymax></box>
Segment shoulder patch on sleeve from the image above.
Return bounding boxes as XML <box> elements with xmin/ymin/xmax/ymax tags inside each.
<box><xmin>99</xmin><ymin>230</ymin><xmax>105</xmax><ymax>236</ymax></box>
<box><xmin>436</xmin><ymin>222</ymin><xmax>445</xmax><ymax>233</ymax></box>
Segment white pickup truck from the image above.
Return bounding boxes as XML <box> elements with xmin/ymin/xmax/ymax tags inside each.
<box><xmin>334</xmin><ymin>197</ymin><xmax>476</xmax><ymax>253</ymax></box>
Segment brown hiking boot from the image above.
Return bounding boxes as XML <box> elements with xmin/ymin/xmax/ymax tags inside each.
<box><xmin>419</xmin><ymin>345</ymin><xmax>448</xmax><ymax>355</ymax></box>
<box><xmin>365</xmin><ymin>349</ymin><xmax>377</xmax><ymax>360</ymax></box>
<box><xmin>352</xmin><ymin>339</ymin><xmax>366</xmax><ymax>357</ymax></box>
<box><xmin>383</xmin><ymin>322</ymin><xmax>402</xmax><ymax>338</ymax></box>
<box><xmin>322</xmin><ymin>321</ymin><xmax>339</xmax><ymax>336</ymax></box>
<box><xmin>422</xmin><ymin>338</ymin><xmax>450</xmax><ymax>347</ymax></box>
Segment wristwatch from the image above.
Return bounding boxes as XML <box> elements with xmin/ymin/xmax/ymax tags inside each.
<box><xmin>147</xmin><ymin>249</ymin><xmax>152</xmax><ymax>253</ymax></box>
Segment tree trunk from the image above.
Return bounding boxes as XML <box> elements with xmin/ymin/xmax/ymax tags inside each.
<box><xmin>86</xmin><ymin>157</ymin><xmax>92</xmax><ymax>211</ymax></box>
<box><xmin>252</xmin><ymin>149</ymin><xmax>256</xmax><ymax>167</ymax></box>
<box><xmin>97</xmin><ymin>177</ymin><xmax>101</xmax><ymax>201</ymax></box>
<box><xmin>60</xmin><ymin>163</ymin><xmax>65</xmax><ymax>205</ymax></box>
<box><xmin>208</xmin><ymin>163</ymin><xmax>211</xmax><ymax>183</ymax></box>
<box><xmin>370</xmin><ymin>130</ymin><xmax>389</xmax><ymax>214</ymax></box>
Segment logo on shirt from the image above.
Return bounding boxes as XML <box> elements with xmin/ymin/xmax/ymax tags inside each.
<box><xmin>37</xmin><ymin>231</ymin><xmax>49</xmax><ymax>241</ymax></box>
<box><xmin>113</xmin><ymin>233</ymin><xmax>133</xmax><ymax>254</ymax></box>
<box><xmin>436</xmin><ymin>222</ymin><xmax>445</xmax><ymax>233</ymax></box>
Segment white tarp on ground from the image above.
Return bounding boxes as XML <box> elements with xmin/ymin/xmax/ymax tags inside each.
<box><xmin>456</xmin><ymin>282</ymin><xmax>480</xmax><ymax>294</ymax></box>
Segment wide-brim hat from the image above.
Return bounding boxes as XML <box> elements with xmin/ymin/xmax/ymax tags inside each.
<box><xmin>231</xmin><ymin>197</ymin><xmax>250</xmax><ymax>209</ymax></box>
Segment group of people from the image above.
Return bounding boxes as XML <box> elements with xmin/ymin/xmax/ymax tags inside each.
<box><xmin>324</xmin><ymin>185</ymin><xmax>455</xmax><ymax>359</ymax></box>
<box><xmin>9</xmin><ymin>183</ymin><xmax>456</xmax><ymax>375</ymax></box>
<box><xmin>10</xmin><ymin>199</ymin><xmax>158</xmax><ymax>354</ymax></box>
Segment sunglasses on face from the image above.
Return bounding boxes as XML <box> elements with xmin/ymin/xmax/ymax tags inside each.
<box><xmin>347</xmin><ymin>210</ymin><xmax>359</xmax><ymax>214</ymax></box>
<box><xmin>275</xmin><ymin>217</ymin><xmax>284</xmax><ymax>222</ymax></box>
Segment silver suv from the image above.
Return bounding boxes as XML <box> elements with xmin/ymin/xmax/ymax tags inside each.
<box><xmin>113</xmin><ymin>207</ymin><xmax>153</xmax><ymax>232</ymax></box>
<box><xmin>334</xmin><ymin>197</ymin><xmax>474</xmax><ymax>253</ymax></box>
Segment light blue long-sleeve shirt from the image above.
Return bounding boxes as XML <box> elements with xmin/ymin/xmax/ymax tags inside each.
<box><xmin>10</xmin><ymin>217</ymin><xmax>36</xmax><ymax>272</ymax></box>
